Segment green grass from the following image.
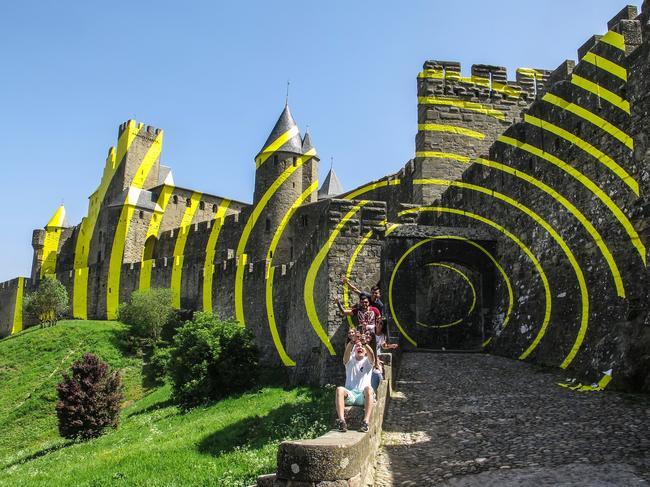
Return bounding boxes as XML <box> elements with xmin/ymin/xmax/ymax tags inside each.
<box><xmin>0</xmin><ymin>321</ymin><xmax>332</xmax><ymax>487</ymax></box>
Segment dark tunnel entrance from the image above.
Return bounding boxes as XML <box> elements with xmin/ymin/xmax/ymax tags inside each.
<box><xmin>382</xmin><ymin>230</ymin><xmax>500</xmax><ymax>350</ymax></box>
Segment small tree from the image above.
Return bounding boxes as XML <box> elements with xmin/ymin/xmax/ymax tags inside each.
<box><xmin>118</xmin><ymin>288</ymin><xmax>175</xmax><ymax>341</ymax></box>
<box><xmin>167</xmin><ymin>312</ymin><xmax>259</xmax><ymax>408</ymax></box>
<box><xmin>56</xmin><ymin>353</ymin><xmax>124</xmax><ymax>440</ymax></box>
<box><xmin>24</xmin><ymin>276</ymin><xmax>68</xmax><ymax>328</ymax></box>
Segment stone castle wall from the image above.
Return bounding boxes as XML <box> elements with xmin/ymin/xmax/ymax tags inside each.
<box><xmin>2</xmin><ymin>4</ymin><xmax>650</xmax><ymax>389</ymax></box>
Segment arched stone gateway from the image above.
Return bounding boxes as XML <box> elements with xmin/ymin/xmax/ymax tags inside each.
<box><xmin>382</xmin><ymin>228</ymin><xmax>499</xmax><ymax>351</ymax></box>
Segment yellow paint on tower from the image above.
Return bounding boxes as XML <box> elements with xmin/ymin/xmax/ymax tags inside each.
<box><xmin>171</xmin><ymin>192</ymin><xmax>203</xmax><ymax>309</ymax></box>
<box><xmin>106</xmin><ymin>130</ymin><xmax>163</xmax><ymax>319</ymax></box>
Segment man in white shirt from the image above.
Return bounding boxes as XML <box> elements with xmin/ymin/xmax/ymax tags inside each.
<box><xmin>335</xmin><ymin>330</ymin><xmax>375</xmax><ymax>433</ymax></box>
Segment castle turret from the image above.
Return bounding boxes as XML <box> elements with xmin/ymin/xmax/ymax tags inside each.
<box><xmin>318</xmin><ymin>167</ymin><xmax>344</xmax><ymax>199</ymax></box>
<box><xmin>301</xmin><ymin>130</ymin><xmax>320</xmax><ymax>203</ymax></box>
<box><xmin>251</xmin><ymin>104</ymin><xmax>318</xmax><ymax>263</ymax></box>
<box><xmin>31</xmin><ymin>205</ymin><xmax>69</xmax><ymax>281</ymax></box>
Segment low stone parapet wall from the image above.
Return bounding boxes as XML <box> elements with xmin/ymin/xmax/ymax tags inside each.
<box><xmin>254</xmin><ymin>354</ymin><xmax>394</xmax><ymax>487</ymax></box>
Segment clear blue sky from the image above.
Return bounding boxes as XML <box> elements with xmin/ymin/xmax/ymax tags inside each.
<box><xmin>0</xmin><ymin>0</ymin><xmax>641</xmax><ymax>282</ymax></box>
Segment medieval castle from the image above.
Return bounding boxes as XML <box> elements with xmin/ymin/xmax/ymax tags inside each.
<box><xmin>1</xmin><ymin>4</ymin><xmax>649</xmax><ymax>389</ymax></box>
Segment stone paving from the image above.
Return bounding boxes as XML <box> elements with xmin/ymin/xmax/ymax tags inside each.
<box><xmin>374</xmin><ymin>352</ymin><xmax>650</xmax><ymax>486</ymax></box>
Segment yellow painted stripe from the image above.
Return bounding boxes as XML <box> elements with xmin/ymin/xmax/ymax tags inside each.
<box><xmin>497</xmin><ymin>135</ymin><xmax>645</xmax><ymax>264</ymax></box>
<box><xmin>517</xmin><ymin>68</ymin><xmax>546</xmax><ymax>78</ymax></box>
<box><xmin>343</xmin><ymin>227</ymin><xmax>514</xmax><ymax>334</ymax></box>
<box><xmin>256</xmin><ymin>126</ymin><xmax>300</xmax><ymax>168</ymax></box>
<box><xmin>418</xmin><ymin>97</ymin><xmax>506</xmax><ymax>120</ymax></box>
<box><xmin>415</xmin><ymin>151</ymin><xmax>471</xmax><ymax>162</ymax></box>
<box><xmin>343</xmin><ymin>229</ymin><xmax>375</xmax><ymax>330</ymax></box>
<box><xmin>106</xmin><ymin>131</ymin><xmax>163</xmax><ymax>320</ymax></box>
<box><xmin>397</xmin><ymin>206</ymin><xmax>553</xmax><ymax>360</ymax></box>
<box><xmin>304</xmin><ymin>201</ymin><xmax>369</xmax><ymax>355</ymax></box>
<box><xmin>266</xmin><ymin>183</ymin><xmax>317</xmax><ymax>265</ymax></box>
<box><xmin>235</xmin><ymin>149</ymin><xmax>316</xmax><ymax>326</ymax></box>
<box><xmin>202</xmin><ymin>199</ymin><xmax>231</xmax><ymax>313</ymax></box>
<box><xmin>387</xmin><ymin>238</ymin><xmax>432</xmax><ymax>346</ymax></box>
<box><xmin>418</xmin><ymin>70</ymin><xmax>522</xmax><ymax>98</ymax></box>
<box><xmin>600</xmin><ymin>30</ymin><xmax>625</xmax><ymax>51</ymax></box>
<box><xmin>265</xmin><ymin>183</ymin><xmax>317</xmax><ymax>366</ymax></box>
<box><xmin>581</xmin><ymin>52</ymin><xmax>627</xmax><ymax>81</ymax></box>
<box><xmin>542</xmin><ymin>93</ymin><xmax>633</xmax><ymax>149</ymax></box>
<box><xmin>73</xmin><ymin>121</ymin><xmax>142</xmax><ymax>319</ymax></box>
<box><xmin>343</xmin><ymin>179</ymin><xmax>400</xmax><ymax>201</ymax></box>
<box><xmin>171</xmin><ymin>192</ymin><xmax>203</xmax><ymax>309</ymax></box>
<box><xmin>524</xmin><ymin>114</ymin><xmax>637</xmax><ymax>195</ymax></box>
<box><xmin>384</xmin><ymin>223</ymin><xmax>400</xmax><ymax>236</ymax></box>
<box><xmin>41</xmin><ymin>226</ymin><xmax>63</xmax><ymax>278</ymax></box>
<box><xmin>418</xmin><ymin>123</ymin><xmax>486</xmax><ymax>140</ymax></box>
<box><xmin>571</xmin><ymin>74</ymin><xmax>630</xmax><ymax>114</ymax></box>
<box><xmin>139</xmin><ymin>184</ymin><xmax>175</xmax><ymax>291</ymax></box>
<box><xmin>476</xmin><ymin>157</ymin><xmax>625</xmax><ymax>297</ymax></box>
<box><xmin>10</xmin><ymin>277</ymin><xmax>24</xmax><ymax>335</ymax></box>
<box><xmin>412</xmin><ymin>180</ymin><xmax>589</xmax><ymax>367</ymax></box>
<box><xmin>416</xmin><ymin>263</ymin><xmax>476</xmax><ymax>328</ymax></box>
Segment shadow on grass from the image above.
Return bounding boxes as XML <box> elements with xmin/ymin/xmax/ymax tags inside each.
<box><xmin>125</xmin><ymin>397</ymin><xmax>175</xmax><ymax>418</ymax></box>
<box><xmin>196</xmin><ymin>388</ymin><xmax>331</xmax><ymax>456</ymax></box>
<box><xmin>3</xmin><ymin>439</ymin><xmax>75</xmax><ymax>469</ymax></box>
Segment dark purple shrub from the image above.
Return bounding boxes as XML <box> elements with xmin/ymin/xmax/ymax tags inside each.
<box><xmin>56</xmin><ymin>353</ymin><xmax>124</xmax><ymax>440</ymax></box>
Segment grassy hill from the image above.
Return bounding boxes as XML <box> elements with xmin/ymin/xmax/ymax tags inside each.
<box><xmin>0</xmin><ymin>321</ymin><xmax>330</xmax><ymax>487</ymax></box>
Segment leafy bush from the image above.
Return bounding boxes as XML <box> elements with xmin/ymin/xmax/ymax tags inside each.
<box><xmin>148</xmin><ymin>345</ymin><xmax>172</xmax><ymax>384</ymax></box>
<box><xmin>167</xmin><ymin>312</ymin><xmax>259</xmax><ymax>408</ymax></box>
<box><xmin>118</xmin><ymin>288</ymin><xmax>175</xmax><ymax>342</ymax></box>
<box><xmin>24</xmin><ymin>276</ymin><xmax>68</xmax><ymax>328</ymax></box>
<box><xmin>56</xmin><ymin>353</ymin><xmax>124</xmax><ymax>440</ymax></box>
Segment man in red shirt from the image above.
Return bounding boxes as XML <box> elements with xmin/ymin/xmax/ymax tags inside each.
<box><xmin>335</xmin><ymin>293</ymin><xmax>381</xmax><ymax>334</ymax></box>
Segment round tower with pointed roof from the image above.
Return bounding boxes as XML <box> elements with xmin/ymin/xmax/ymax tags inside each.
<box><xmin>252</xmin><ymin>104</ymin><xmax>319</xmax><ymax>263</ymax></box>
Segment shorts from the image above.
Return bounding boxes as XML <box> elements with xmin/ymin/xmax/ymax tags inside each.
<box><xmin>343</xmin><ymin>388</ymin><xmax>366</xmax><ymax>406</ymax></box>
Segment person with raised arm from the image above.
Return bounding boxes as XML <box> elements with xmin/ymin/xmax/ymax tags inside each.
<box><xmin>342</xmin><ymin>277</ymin><xmax>384</xmax><ymax>316</ymax></box>
<box><xmin>334</xmin><ymin>329</ymin><xmax>375</xmax><ymax>433</ymax></box>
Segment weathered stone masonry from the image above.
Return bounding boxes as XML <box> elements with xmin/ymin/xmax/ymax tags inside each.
<box><xmin>2</xmin><ymin>4</ymin><xmax>649</xmax><ymax>390</ymax></box>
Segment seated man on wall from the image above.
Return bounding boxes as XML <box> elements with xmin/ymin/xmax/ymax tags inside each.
<box><xmin>334</xmin><ymin>329</ymin><xmax>375</xmax><ymax>433</ymax></box>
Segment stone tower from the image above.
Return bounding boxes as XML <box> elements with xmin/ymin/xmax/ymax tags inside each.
<box><xmin>252</xmin><ymin>104</ymin><xmax>319</xmax><ymax>263</ymax></box>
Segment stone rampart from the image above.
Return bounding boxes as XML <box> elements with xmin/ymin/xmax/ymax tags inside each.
<box><xmin>253</xmin><ymin>353</ymin><xmax>393</xmax><ymax>487</ymax></box>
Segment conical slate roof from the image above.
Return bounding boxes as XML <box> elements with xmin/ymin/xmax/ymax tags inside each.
<box><xmin>256</xmin><ymin>105</ymin><xmax>303</xmax><ymax>164</ymax></box>
<box><xmin>318</xmin><ymin>168</ymin><xmax>344</xmax><ymax>199</ymax></box>
<box><xmin>301</xmin><ymin>131</ymin><xmax>316</xmax><ymax>155</ymax></box>
<box><xmin>46</xmin><ymin>205</ymin><xmax>69</xmax><ymax>228</ymax></box>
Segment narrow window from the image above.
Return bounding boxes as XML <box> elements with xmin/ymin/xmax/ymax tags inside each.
<box><xmin>265</xmin><ymin>218</ymin><xmax>271</xmax><ymax>232</ymax></box>
<box><xmin>273</xmin><ymin>155</ymin><xmax>279</xmax><ymax>164</ymax></box>
<box><xmin>173</xmin><ymin>195</ymin><xmax>178</xmax><ymax>204</ymax></box>
<box><xmin>292</xmin><ymin>157</ymin><xmax>297</xmax><ymax>167</ymax></box>
<box><xmin>186</xmin><ymin>198</ymin><xmax>191</xmax><ymax>207</ymax></box>
<box><xmin>139</xmin><ymin>210</ymin><xmax>144</xmax><ymax>219</ymax></box>
<box><xmin>199</xmin><ymin>201</ymin><xmax>205</xmax><ymax>211</ymax></box>
<box><xmin>212</xmin><ymin>204</ymin><xmax>218</xmax><ymax>212</ymax></box>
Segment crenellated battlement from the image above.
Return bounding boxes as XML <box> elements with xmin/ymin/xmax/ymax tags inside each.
<box><xmin>418</xmin><ymin>60</ymin><xmax>550</xmax><ymax>98</ymax></box>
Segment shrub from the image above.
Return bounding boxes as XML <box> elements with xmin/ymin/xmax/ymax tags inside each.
<box><xmin>24</xmin><ymin>276</ymin><xmax>68</xmax><ymax>328</ymax></box>
<box><xmin>148</xmin><ymin>345</ymin><xmax>172</xmax><ymax>384</ymax></box>
<box><xmin>118</xmin><ymin>288</ymin><xmax>175</xmax><ymax>341</ymax></box>
<box><xmin>167</xmin><ymin>312</ymin><xmax>259</xmax><ymax>408</ymax></box>
<box><xmin>56</xmin><ymin>353</ymin><xmax>124</xmax><ymax>440</ymax></box>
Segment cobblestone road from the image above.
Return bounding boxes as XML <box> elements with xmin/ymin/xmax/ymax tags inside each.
<box><xmin>374</xmin><ymin>353</ymin><xmax>650</xmax><ymax>486</ymax></box>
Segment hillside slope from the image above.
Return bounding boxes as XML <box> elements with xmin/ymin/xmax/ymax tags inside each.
<box><xmin>0</xmin><ymin>321</ymin><xmax>330</xmax><ymax>486</ymax></box>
